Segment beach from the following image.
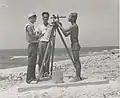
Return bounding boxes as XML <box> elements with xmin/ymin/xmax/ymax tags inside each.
<box><xmin>0</xmin><ymin>49</ymin><xmax>119</xmax><ymax>98</ymax></box>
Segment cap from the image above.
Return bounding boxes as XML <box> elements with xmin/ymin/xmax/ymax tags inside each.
<box><xmin>28</xmin><ymin>12</ymin><xmax>36</xmax><ymax>19</ymax></box>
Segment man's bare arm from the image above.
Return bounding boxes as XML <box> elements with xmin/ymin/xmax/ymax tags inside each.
<box><xmin>27</xmin><ymin>25</ymin><xmax>36</xmax><ymax>38</ymax></box>
<box><xmin>27</xmin><ymin>25</ymin><xmax>39</xmax><ymax>43</ymax></box>
<box><xmin>57</xmin><ymin>22</ymin><xmax>71</xmax><ymax>37</ymax></box>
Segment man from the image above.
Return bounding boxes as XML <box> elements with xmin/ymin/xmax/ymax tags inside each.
<box><xmin>57</xmin><ymin>13</ymin><xmax>82</xmax><ymax>82</ymax></box>
<box><xmin>36</xmin><ymin>12</ymin><xmax>52</xmax><ymax>77</ymax></box>
<box><xmin>25</xmin><ymin>13</ymin><xmax>43</xmax><ymax>84</ymax></box>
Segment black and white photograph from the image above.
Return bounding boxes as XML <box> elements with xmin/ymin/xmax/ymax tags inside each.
<box><xmin>0</xmin><ymin>0</ymin><xmax>119</xmax><ymax>98</ymax></box>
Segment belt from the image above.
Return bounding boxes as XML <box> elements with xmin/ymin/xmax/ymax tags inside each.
<box><xmin>40</xmin><ymin>41</ymin><xmax>49</xmax><ymax>43</ymax></box>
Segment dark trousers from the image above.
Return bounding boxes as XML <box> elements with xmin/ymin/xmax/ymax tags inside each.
<box><xmin>26</xmin><ymin>43</ymin><xmax>38</xmax><ymax>82</ymax></box>
<box><xmin>38</xmin><ymin>41</ymin><xmax>50</xmax><ymax>74</ymax></box>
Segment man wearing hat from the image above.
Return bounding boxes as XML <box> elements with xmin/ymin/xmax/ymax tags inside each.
<box><xmin>25</xmin><ymin>13</ymin><xmax>43</xmax><ymax>84</ymax></box>
<box><xmin>56</xmin><ymin>13</ymin><xmax>82</xmax><ymax>82</ymax></box>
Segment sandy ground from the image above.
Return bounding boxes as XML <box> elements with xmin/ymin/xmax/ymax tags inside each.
<box><xmin>17</xmin><ymin>81</ymin><xmax>120</xmax><ymax>98</ymax></box>
<box><xmin>0</xmin><ymin>49</ymin><xmax>120</xmax><ymax>98</ymax></box>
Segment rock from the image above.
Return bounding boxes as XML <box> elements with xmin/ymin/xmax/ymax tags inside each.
<box><xmin>110</xmin><ymin>49</ymin><xmax>120</xmax><ymax>54</ymax></box>
<box><xmin>52</xmin><ymin>67</ymin><xmax>64</xmax><ymax>84</ymax></box>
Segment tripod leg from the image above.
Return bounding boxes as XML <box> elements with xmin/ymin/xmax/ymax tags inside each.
<box><xmin>56</xmin><ymin>28</ymin><xmax>76</xmax><ymax>68</ymax></box>
<box><xmin>50</xmin><ymin>34</ymin><xmax>56</xmax><ymax>76</ymax></box>
<box><xmin>37</xmin><ymin>42</ymin><xmax>51</xmax><ymax>83</ymax></box>
<box><xmin>37</xmin><ymin>26</ymin><xmax>55</xmax><ymax>83</ymax></box>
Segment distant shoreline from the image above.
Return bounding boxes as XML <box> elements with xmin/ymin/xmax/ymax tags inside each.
<box><xmin>0</xmin><ymin>47</ymin><xmax>119</xmax><ymax>69</ymax></box>
<box><xmin>0</xmin><ymin>46</ymin><xmax>119</xmax><ymax>50</ymax></box>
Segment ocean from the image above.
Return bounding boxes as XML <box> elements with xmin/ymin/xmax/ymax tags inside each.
<box><xmin>0</xmin><ymin>46</ymin><xmax>119</xmax><ymax>69</ymax></box>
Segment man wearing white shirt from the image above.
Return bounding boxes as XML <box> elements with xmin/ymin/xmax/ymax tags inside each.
<box><xmin>36</xmin><ymin>12</ymin><xmax>52</xmax><ymax>77</ymax></box>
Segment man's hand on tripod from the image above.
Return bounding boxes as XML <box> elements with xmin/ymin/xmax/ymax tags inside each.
<box><xmin>54</xmin><ymin>18</ymin><xmax>62</xmax><ymax>27</ymax></box>
<box><xmin>36</xmin><ymin>31</ymin><xmax>45</xmax><ymax>39</ymax></box>
<box><xmin>55</xmin><ymin>21</ymin><xmax>62</xmax><ymax>28</ymax></box>
<box><xmin>39</xmin><ymin>32</ymin><xmax>45</xmax><ymax>38</ymax></box>
<box><xmin>59</xmin><ymin>22</ymin><xmax>62</xmax><ymax>27</ymax></box>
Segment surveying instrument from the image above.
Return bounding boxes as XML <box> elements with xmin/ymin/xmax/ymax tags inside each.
<box><xmin>36</xmin><ymin>14</ymin><xmax>76</xmax><ymax>83</ymax></box>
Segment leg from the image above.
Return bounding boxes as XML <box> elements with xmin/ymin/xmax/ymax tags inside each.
<box><xmin>44</xmin><ymin>54</ymin><xmax>50</xmax><ymax>76</ymax></box>
<box><xmin>72</xmin><ymin>50</ymin><xmax>81</xmax><ymax>78</ymax></box>
<box><xmin>26</xmin><ymin>43</ymin><xmax>37</xmax><ymax>83</ymax></box>
<box><xmin>32</xmin><ymin>44</ymin><xmax>37</xmax><ymax>79</ymax></box>
<box><xmin>70</xmin><ymin>50</ymin><xmax>82</xmax><ymax>82</ymax></box>
<box><xmin>41</xmin><ymin>42</ymin><xmax>51</xmax><ymax>77</ymax></box>
<box><xmin>38</xmin><ymin>42</ymin><xmax>48</xmax><ymax>77</ymax></box>
<box><xmin>38</xmin><ymin>42</ymin><xmax>45</xmax><ymax>77</ymax></box>
<box><xmin>45</xmin><ymin>43</ymin><xmax>51</xmax><ymax>75</ymax></box>
<box><xmin>32</xmin><ymin>44</ymin><xmax>38</xmax><ymax>80</ymax></box>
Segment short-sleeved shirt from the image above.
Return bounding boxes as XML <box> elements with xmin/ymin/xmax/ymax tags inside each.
<box><xmin>36</xmin><ymin>24</ymin><xmax>52</xmax><ymax>42</ymax></box>
<box><xmin>25</xmin><ymin>22</ymin><xmax>38</xmax><ymax>43</ymax></box>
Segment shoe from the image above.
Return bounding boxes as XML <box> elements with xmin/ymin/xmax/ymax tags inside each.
<box><xmin>49</xmin><ymin>74</ymin><xmax>52</xmax><ymax>79</ymax></box>
<box><xmin>30</xmin><ymin>80</ymin><xmax>37</xmax><ymax>84</ymax></box>
<box><xmin>26</xmin><ymin>77</ymin><xmax>37</xmax><ymax>84</ymax></box>
<box><xmin>33</xmin><ymin>77</ymin><xmax>37</xmax><ymax>81</ymax></box>
<box><xmin>70</xmin><ymin>76</ymin><xmax>82</xmax><ymax>82</ymax></box>
<box><xmin>26</xmin><ymin>78</ymin><xmax>33</xmax><ymax>84</ymax></box>
<box><xmin>44</xmin><ymin>72</ymin><xmax>49</xmax><ymax>77</ymax></box>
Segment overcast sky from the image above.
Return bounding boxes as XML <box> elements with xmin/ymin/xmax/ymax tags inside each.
<box><xmin>0</xmin><ymin>0</ymin><xmax>118</xmax><ymax>49</ymax></box>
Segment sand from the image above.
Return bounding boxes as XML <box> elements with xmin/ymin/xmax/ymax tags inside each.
<box><xmin>17</xmin><ymin>81</ymin><xmax>120</xmax><ymax>98</ymax></box>
<box><xmin>0</xmin><ymin>49</ymin><xmax>119</xmax><ymax>98</ymax></box>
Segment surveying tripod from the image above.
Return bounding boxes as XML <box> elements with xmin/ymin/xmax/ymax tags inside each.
<box><xmin>36</xmin><ymin>15</ymin><xmax>76</xmax><ymax>83</ymax></box>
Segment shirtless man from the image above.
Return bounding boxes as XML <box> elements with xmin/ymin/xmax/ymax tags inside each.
<box><xmin>57</xmin><ymin>13</ymin><xmax>82</xmax><ymax>82</ymax></box>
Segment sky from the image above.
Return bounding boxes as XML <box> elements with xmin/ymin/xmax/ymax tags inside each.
<box><xmin>0</xmin><ymin>0</ymin><xmax>119</xmax><ymax>49</ymax></box>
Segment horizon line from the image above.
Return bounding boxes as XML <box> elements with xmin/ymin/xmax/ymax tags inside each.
<box><xmin>0</xmin><ymin>45</ymin><xmax>119</xmax><ymax>50</ymax></box>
